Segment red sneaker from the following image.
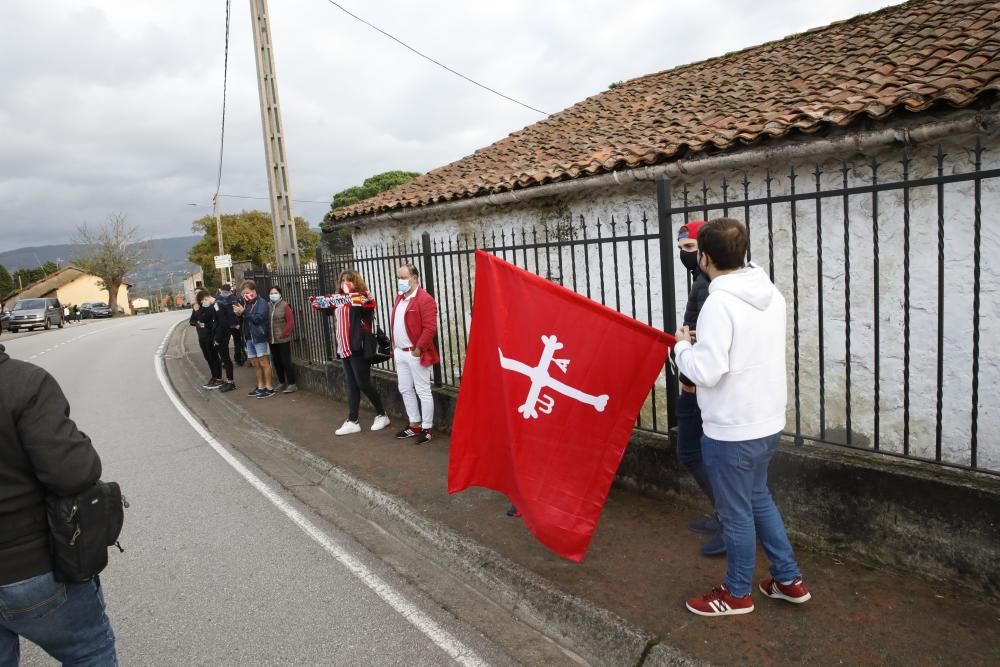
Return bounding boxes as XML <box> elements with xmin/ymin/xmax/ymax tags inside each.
<box><xmin>685</xmin><ymin>585</ymin><xmax>754</xmax><ymax>616</ymax></box>
<box><xmin>759</xmin><ymin>577</ymin><xmax>812</xmax><ymax>604</ymax></box>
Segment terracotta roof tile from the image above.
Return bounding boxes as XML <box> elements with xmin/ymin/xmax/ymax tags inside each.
<box><xmin>333</xmin><ymin>0</ymin><xmax>1000</xmax><ymax>221</ymax></box>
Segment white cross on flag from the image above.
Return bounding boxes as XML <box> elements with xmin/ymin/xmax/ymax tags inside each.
<box><xmin>448</xmin><ymin>250</ymin><xmax>674</xmax><ymax>561</ymax></box>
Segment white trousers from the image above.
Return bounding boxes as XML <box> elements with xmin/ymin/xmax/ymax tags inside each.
<box><xmin>395</xmin><ymin>348</ymin><xmax>434</xmax><ymax>429</ymax></box>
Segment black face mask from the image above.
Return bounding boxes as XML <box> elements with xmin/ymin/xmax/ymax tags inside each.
<box><xmin>679</xmin><ymin>250</ymin><xmax>699</xmax><ymax>273</ymax></box>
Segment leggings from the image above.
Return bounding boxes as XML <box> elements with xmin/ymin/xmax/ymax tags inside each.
<box><xmin>198</xmin><ymin>337</ymin><xmax>221</xmax><ymax>380</ymax></box>
<box><xmin>343</xmin><ymin>354</ymin><xmax>385</xmax><ymax>422</ymax></box>
<box><xmin>271</xmin><ymin>342</ymin><xmax>295</xmax><ymax>385</ymax></box>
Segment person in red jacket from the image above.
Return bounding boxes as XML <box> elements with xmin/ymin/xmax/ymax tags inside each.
<box><xmin>391</xmin><ymin>263</ymin><xmax>439</xmax><ymax>445</ymax></box>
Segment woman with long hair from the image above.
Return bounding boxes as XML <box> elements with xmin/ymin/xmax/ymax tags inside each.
<box><xmin>332</xmin><ymin>271</ymin><xmax>390</xmax><ymax>435</ymax></box>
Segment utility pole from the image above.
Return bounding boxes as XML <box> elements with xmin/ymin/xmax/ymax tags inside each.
<box><xmin>212</xmin><ymin>194</ymin><xmax>231</xmax><ymax>284</ymax></box>
<box><xmin>249</xmin><ymin>0</ymin><xmax>300</xmax><ymax>271</ymax></box>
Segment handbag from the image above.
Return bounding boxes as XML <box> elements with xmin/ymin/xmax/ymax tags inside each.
<box><xmin>364</xmin><ymin>324</ymin><xmax>392</xmax><ymax>365</ymax></box>
<box><xmin>46</xmin><ymin>481</ymin><xmax>128</xmax><ymax>582</ymax></box>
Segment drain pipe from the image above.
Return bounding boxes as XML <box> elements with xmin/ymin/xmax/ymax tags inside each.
<box><xmin>330</xmin><ymin>109</ymin><xmax>999</xmax><ymax>230</ymax></box>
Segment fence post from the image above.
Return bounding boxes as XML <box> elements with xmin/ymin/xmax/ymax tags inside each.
<box><xmin>656</xmin><ymin>175</ymin><xmax>679</xmax><ymax>429</ymax></box>
<box><xmin>315</xmin><ymin>246</ymin><xmax>335</xmax><ymax>362</ymax></box>
<box><xmin>421</xmin><ymin>232</ymin><xmax>444</xmax><ymax>387</ymax></box>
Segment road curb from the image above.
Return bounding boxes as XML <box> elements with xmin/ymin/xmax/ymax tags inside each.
<box><xmin>167</xmin><ymin>324</ymin><xmax>703</xmax><ymax>667</ymax></box>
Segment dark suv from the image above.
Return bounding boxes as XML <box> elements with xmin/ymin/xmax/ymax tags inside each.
<box><xmin>8</xmin><ymin>298</ymin><xmax>64</xmax><ymax>332</ymax></box>
<box><xmin>81</xmin><ymin>302</ymin><xmax>113</xmax><ymax>319</ymax></box>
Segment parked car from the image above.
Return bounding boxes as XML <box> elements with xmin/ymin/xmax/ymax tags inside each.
<box><xmin>8</xmin><ymin>298</ymin><xmax>64</xmax><ymax>332</ymax></box>
<box><xmin>81</xmin><ymin>302</ymin><xmax>113</xmax><ymax>319</ymax></box>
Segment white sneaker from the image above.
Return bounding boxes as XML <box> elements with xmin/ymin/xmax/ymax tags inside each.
<box><xmin>371</xmin><ymin>414</ymin><xmax>391</xmax><ymax>432</ymax></box>
<box><xmin>335</xmin><ymin>420</ymin><xmax>361</xmax><ymax>436</ymax></box>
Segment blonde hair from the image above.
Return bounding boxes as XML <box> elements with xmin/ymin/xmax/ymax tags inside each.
<box><xmin>339</xmin><ymin>270</ymin><xmax>369</xmax><ymax>293</ymax></box>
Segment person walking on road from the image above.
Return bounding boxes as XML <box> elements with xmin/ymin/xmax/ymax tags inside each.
<box><xmin>673</xmin><ymin>218</ymin><xmax>811</xmax><ymax>617</ymax></box>
<box><xmin>268</xmin><ymin>286</ymin><xmax>298</xmax><ymax>394</ymax></box>
<box><xmin>330</xmin><ymin>271</ymin><xmax>390</xmax><ymax>436</ymax></box>
<box><xmin>0</xmin><ymin>344</ymin><xmax>118</xmax><ymax>665</ymax></box>
<box><xmin>190</xmin><ymin>290</ymin><xmax>225</xmax><ymax>390</ymax></box>
<box><xmin>391</xmin><ymin>264</ymin><xmax>439</xmax><ymax>446</ymax></box>
<box><xmin>234</xmin><ymin>280</ymin><xmax>275</xmax><ymax>399</ymax></box>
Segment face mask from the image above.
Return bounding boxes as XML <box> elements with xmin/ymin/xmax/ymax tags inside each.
<box><xmin>269</xmin><ymin>294</ymin><xmax>280</xmax><ymax>303</ymax></box>
<box><xmin>397</xmin><ymin>279</ymin><xmax>411</xmax><ymax>294</ymax></box>
<box><xmin>679</xmin><ymin>250</ymin><xmax>699</xmax><ymax>273</ymax></box>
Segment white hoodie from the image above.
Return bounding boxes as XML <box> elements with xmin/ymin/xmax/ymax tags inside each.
<box><xmin>674</xmin><ymin>263</ymin><xmax>787</xmax><ymax>441</ymax></box>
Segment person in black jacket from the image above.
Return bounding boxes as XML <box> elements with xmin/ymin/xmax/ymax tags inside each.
<box><xmin>216</xmin><ymin>283</ymin><xmax>245</xmax><ymax>370</ymax></box>
<box><xmin>190</xmin><ymin>290</ymin><xmax>224</xmax><ymax>390</ymax></box>
<box><xmin>674</xmin><ymin>220</ymin><xmax>725</xmax><ymax>556</ymax></box>
<box><xmin>0</xmin><ymin>344</ymin><xmax>118</xmax><ymax>664</ymax></box>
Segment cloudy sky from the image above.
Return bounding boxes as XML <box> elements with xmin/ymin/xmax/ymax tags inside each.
<box><xmin>0</xmin><ymin>0</ymin><xmax>894</xmax><ymax>253</ymax></box>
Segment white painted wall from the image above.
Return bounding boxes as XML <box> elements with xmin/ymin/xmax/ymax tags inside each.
<box><xmin>350</xmin><ymin>129</ymin><xmax>1000</xmax><ymax>473</ymax></box>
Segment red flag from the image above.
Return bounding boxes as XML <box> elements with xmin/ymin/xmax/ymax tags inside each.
<box><xmin>448</xmin><ymin>250</ymin><xmax>674</xmax><ymax>562</ymax></box>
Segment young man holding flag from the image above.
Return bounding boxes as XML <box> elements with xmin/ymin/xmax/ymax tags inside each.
<box><xmin>673</xmin><ymin>218</ymin><xmax>811</xmax><ymax>617</ymax></box>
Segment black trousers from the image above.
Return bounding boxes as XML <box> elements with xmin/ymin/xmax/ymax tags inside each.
<box><xmin>271</xmin><ymin>342</ymin><xmax>295</xmax><ymax>385</ymax></box>
<box><xmin>216</xmin><ymin>329</ymin><xmax>234</xmax><ymax>381</ymax></box>
<box><xmin>342</xmin><ymin>354</ymin><xmax>384</xmax><ymax>422</ymax></box>
<box><xmin>198</xmin><ymin>337</ymin><xmax>221</xmax><ymax>380</ymax></box>
<box><xmin>233</xmin><ymin>328</ymin><xmax>247</xmax><ymax>364</ymax></box>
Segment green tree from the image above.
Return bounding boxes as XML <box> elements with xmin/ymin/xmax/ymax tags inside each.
<box><xmin>11</xmin><ymin>262</ymin><xmax>57</xmax><ymax>291</ymax></box>
<box><xmin>73</xmin><ymin>214</ymin><xmax>148</xmax><ymax>316</ymax></box>
<box><xmin>320</xmin><ymin>170</ymin><xmax>421</xmax><ymax>255</ymax></box>
<box><xmin>188</xmin><ymin>210</ymin><xmax>320</xmax><ymax>285</ymax></box>
<box><xmin>0</xmin><ymin>264</ymin><xmax>14</xmax><ymax>298</ymax></box>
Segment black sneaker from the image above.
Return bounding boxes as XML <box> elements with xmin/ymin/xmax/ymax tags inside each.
<box><xmin>247</xmin><ymin>388</ymin><xmax>262</xmax><ymax>397</ymax></box>
<box><xmin>395</xmin><ymin>427</ymin><xmax>421</xmax><ymax>439</ymax></box>
<box><xmin>414</xmin><ymin>430</ymin><xmax>433</xmax><ymax>445</ymax></box>
<box><xmin>256</xmin><ymin>388</ymin><xmax>276</xmax><ymax>399</ymax></box>
<box><xmin>219</xmin><ymin>382</ymin><xmax>236</xmax><ymax>393</ymax></box>
<box><xmin>203</xmin><ymin>379</ymin><xmax>224</xmax><ymax>390</ymax></box>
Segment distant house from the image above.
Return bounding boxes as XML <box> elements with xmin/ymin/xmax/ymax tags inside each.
<box><xmin>327</xmin><ymin>0</ymin><xmax>1000</xmax><ymax>473</ymax></box>
<box><xmin>5</xmin><ymin>266</ymin><xmax>132</xmax><ymax>314</ymax></box>
<box><xmin>183</xmin><ymin>269</ymin><xmax>205</xmax><ymax>306</ymax></box>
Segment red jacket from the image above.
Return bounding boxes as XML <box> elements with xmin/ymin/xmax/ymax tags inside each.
<box><xmin>391</xmin><ymin>288</ymin><xmax>440</xmax><ymax>367</ymax></box>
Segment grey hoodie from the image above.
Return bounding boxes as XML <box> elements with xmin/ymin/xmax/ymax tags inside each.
<box><xmin>673</xmin><ymin>264</ymin><xmax>788</xmax><ymax>441</ymax></box>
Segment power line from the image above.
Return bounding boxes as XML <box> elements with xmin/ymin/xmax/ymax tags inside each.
<box><xmin>214</xmin><ymin>0</ymin><xmax>232</xmax><ymax>196</ymax></box>
<box><xmin>218</xmin><ymin>193</ymin><xmax>331</xmax><ymax>205</ymax></box>
<box><xmin>319</xmin><ymin>0</ymin><xmax>549</xmax><ymax>116</ymax></box>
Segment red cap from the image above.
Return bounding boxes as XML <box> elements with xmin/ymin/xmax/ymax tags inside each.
<box><xmin>677</xmin><ymin>220</ymin><xmax>706</xmax><ymax>241</ymax></box>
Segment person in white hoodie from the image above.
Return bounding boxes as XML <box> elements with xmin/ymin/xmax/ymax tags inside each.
<box><xmin>673</xmin><ymin>218</ymin><xmax>811</xmax><ymax>617</ymax></box>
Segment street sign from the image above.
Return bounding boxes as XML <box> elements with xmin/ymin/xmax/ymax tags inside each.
<box><xmin>214</xmin><ymin>254</ymin><xmax>233</xmax><ymax>269</ymax></box>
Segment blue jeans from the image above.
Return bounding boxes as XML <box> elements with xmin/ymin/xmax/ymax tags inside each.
<box><xmin>676</xmin><ymin>390</ymin><xmax>715</xmax><ymax>506</ymax></box>
<box><xmin>702</xmin><ymin>433</ymin><xmax>801</xmax><ymax>597</ymax></box>
<box><xmin>0</xmin><ymin>573</ymin><xmax>117</xmax><ymax>666</ymax></box>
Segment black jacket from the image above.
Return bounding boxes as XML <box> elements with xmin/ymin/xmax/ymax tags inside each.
<box><xmin>0</xmin><ymin>345</ymin><xmax>102</xmax><ymax>585</ymax></box>
<box><xmin>683</xmin><ymin>270</ymin><xmax>711</xmax><ymax>329</ymax></box>
<box><xmin>679</xmin><ymin>269</ymin><xmax>711</xmax><ymax>387</ymax></box>
<box><xmin>190</xmin><ymin>304</ymin><xmax>226</xmax><ymax>344</ymax></box>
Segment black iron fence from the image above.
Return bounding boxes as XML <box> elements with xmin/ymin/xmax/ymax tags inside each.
<box><xmin>250</xmin><ymin>135</ymin><xmax>998</xmax><ymax>477</ymax></box>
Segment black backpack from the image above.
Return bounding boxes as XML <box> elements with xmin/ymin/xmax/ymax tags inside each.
<box><xmin>46</xmin><ymin>481</ymin><xmax>128</xmax><ymax>582</ymax></box>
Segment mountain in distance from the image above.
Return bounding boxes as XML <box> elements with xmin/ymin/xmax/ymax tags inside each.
<box><xmin>0</xmin><ymin>236</ymin><xmax>202</xmax><ymax>290</ymax></box>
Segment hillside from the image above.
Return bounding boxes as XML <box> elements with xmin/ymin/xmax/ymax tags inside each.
<box><xmin>0</xmin><ymin>236</ymin><xmax>202</xmax><ymax>289</ymax></box>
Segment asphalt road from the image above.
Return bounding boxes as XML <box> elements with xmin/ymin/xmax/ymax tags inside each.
<box><xmin>3</xmin><ymin>313</ymin><xmax>516</xmax><ymax>666</ymax></box>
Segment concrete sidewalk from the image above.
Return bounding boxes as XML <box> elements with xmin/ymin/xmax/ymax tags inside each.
<box><xmin>171</xmin><ymin>326</ymin><xmax>999</xmax><ymax>666</ymax></box>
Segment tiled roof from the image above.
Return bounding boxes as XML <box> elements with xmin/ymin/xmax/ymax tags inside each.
<box><xmin>332</xmin><ymin>0</ymin><xmax>1000</xmax><ymax>221</ymax></box>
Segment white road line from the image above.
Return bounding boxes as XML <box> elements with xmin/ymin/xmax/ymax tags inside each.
<box><xmin>153</xmin><ymin>321</ymin><xmax>488</xmax><ymax>667</ymax></box>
